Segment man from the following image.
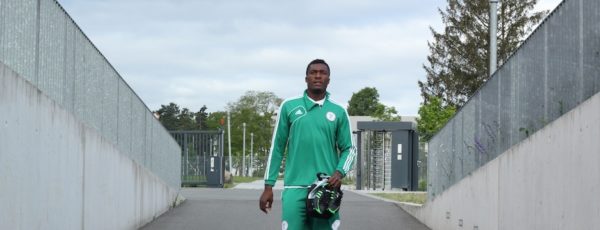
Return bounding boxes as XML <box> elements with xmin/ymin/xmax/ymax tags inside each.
<box><xmin>259</xmin><ymin>59</ymin><xmax>356</xmax><ymax>230</ymax></box>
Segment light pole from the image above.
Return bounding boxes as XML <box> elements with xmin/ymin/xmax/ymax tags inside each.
<box><xmin>242</xmin><ymin>122</ymin><xmax>246</xmax><ymax>176</ymax></box>
<box><xmin>489</xmin><ymin>0</ymin><xmax>498</xmax><ymax>77</ymax></box>
<box><xmin>227</xmin><ymin>111</ymin><xmax>232</xmax><ymax>173</ymax></box>
<box><xmin>250</xmin><ymin>132</ymin><xmax>254</xmax><ymax>177</ymax></box>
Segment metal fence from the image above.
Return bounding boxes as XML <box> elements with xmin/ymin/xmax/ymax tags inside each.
<box><xmin>171</xmin><ymin>131</ymin><xmax>223</xmax><ymax>186</ymax></box>
<box><xmin>428</xmin><ymin>0</ymin><xmax>600</xmax><ymax>199</ymax></box>
<box><xmin>0</xmin><ymin>0</ymin><xmax>181</xmax><ymax>188</ymax></box>
<box><xmin>225</xmin><ymin>154</ymin><xmax>270</xmax><ymax>178</ymax></box>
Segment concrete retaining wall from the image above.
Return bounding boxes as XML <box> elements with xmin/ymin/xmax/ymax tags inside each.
<box><xmin>404</xmin><ymin>91</ymin><xmax>600</xmax><ymax>229</ymax></box>
<box><xmin>0</xmin><ymin>61</ymin><xmax>177</xmax><ymax>229</ymax></box>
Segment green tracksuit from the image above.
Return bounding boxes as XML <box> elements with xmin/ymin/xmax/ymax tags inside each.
<box><xmin>264</xmin><ymin>91</ymin><xmax>356</xmax><ymax>230</ymax></box>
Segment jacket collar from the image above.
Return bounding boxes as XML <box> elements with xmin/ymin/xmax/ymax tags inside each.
<box><xmin>303</xmin><ymin>90</ymin><xmax>330</xmax><ymax>111</ymax></box>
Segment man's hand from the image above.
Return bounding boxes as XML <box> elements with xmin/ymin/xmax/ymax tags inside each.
<box><xmin>327</xmin><ymin>170</ymin><xmax>343</xmax><ymax>189</ymax></box>
<box><xmin>259</xmin><ymin>185</ymin><xmax>274</xmax><ymax>214</ymax></box>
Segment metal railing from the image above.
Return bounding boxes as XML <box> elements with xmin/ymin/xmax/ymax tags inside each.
<box><xmin>171</xmin><ymin>130</ymin><xmax>223</xmax><ymax>186</ymax></box>
<box><xmin>428</xmin><ymin>0</ymin><xmax>600</xmax><ymax>199</ymax></box>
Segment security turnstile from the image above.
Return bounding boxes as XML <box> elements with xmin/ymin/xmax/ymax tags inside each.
<box><xmin>355</xmin><ymin>122</ymin><xmax>418</xmax><ymax>191</ymax></box>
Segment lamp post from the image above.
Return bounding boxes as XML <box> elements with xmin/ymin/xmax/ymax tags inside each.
<box><xmin>250</xmin><ymin>132</ymin><xmax>254</xmax><ymax>177</ymax></box>
<box><xmin>227</xmin><ymin>111</ymin><xmax>232</xmax><ymax>173</ymax></box>
<box><xmin>242</xmin><ymin>122</ymin><xmax>246</xmax><ymax>176</ymax></box>
<box><xmin>489</xmin><ymin>0</ymin><xmax>498</xmax><ymax>76</ymax></box>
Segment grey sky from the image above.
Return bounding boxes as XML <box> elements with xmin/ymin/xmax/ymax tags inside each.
<box><xmin>58</xmin><ymin>0</ymin><xmax>561</xmax><ymax>115</ymax></box>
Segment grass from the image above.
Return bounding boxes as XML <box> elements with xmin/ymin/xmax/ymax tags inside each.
<box><xmin>232</xmin><ymin>176</ymin><xmax>263</xmax><ymax>183</ymax></box>
<box><xmin>181</xmin><ymin>175</ymin><xmax>208</xmax><ymax>187</ymax></box>
<box><xmin>370</xmin><ymin>192</ymin><xmax>427</xmax><ymax>205</ymax></box>
<box><xmin>182</xmin><ymin>175</ymin><xmax>206</xmax><ymax>181</ymax></box>
<box><xmin>223</xmin><ymin>176</ymin><xmax>263</xmax><ymax>188</ymax></box>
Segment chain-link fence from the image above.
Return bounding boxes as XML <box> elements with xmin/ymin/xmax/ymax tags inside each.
<box><xmin>0</xmin><ymin>0</ymin><xmax>181</xmax><ymax>188</ymax></box>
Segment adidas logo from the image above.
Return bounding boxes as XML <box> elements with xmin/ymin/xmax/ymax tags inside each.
<box><xmin>295</xmin><ymin>110</ymin><xmax>303</xmax><ymax>115</ymax></box>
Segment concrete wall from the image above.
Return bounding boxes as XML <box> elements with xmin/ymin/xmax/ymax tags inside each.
<box><xmin>0</xmin><ymin>61</ymin><xmax>177</xmax><ymax>228</ymax></box>
<box><xmin>402</xmin><ymin>91</ymin><xmax>600</xmax><ymax>229</ymax></box>
<box><xmin>0</xmin><ymin>0</ymin><xmax>181</xmax><ymax>188</ymax></box>
<box><xmin>428</xmin><ymin>0</ymin><xmax>600</xmax><ymax>198</ymax></box>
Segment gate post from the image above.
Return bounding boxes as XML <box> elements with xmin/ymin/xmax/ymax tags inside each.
<box><xmin>355</xmin><ymin>131</ymin><xmax>362</xmax><ymax>190</ymax></box>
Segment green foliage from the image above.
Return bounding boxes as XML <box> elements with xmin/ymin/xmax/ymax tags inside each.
<box><xmin>205</xmin><ymin>111</ymin><xmax>227</xmax><ymax>130</ymax></box>
<box><xmin>418</xmin><ymin>0</ymin><xmax>546</xmax><ymax>108</ymax></box>
<box><xmin>226</xmin><ymin>91</ymin><xmax>282</xmax><ymax>171</ymax></box>
<box><xmin>347</xmin><ymin>87</ymin><xmax>400</xmax><ymax>121</ymax></box>
<box><xmin>195</xmin><ymin>105</ymin><xmax>209</xmax><ymax>130</ymax></box>
<box><xmin>154</xmin><ymin>91</ymin><xmax>282</xmax><ymax>176</ymax></box>
<box><xmin>372</xmin><ymin>104</ymin><xmax>401</xmax><ymax>121</ymax></box>
<box><xmin>155</xmin><ymin>102</ymin><xmax>208</xmax><ymax>130</ymax></box>
<box><xmin>418</xmin><ymin>179</ymin><xmax>427</xmax><ymax>191</ymax></box>
<box><xmin>417</xmin><ymin>97</ymin><xmax>456</xmax><ymax>142</ymax></box>
<box><xmin>347</xmin><ymin>87</ymin><xmax>380</xmax><ymax>116</ymax></box>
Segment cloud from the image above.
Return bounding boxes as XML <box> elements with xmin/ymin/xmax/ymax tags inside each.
<box><xmin>57</xmin><ymin>0</ymin><xmax>461</xmax><ymax>115</ymax></box>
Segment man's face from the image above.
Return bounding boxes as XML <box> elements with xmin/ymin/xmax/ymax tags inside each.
<box><xmin>305</xmin><ymin>63</ymin><xmax>330</xmax><ymax>93</ymax></box>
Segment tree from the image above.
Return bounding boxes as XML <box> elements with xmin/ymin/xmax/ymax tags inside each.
<box><xmin>154</xmin><ymin>102</ymin><xmax>206</xmax><ymax>130</ymax></box>
<box><xmin>347</xmin><ymin>87</ymin><xmax>400</xmax><ymax>121</ymax></box>
<box><xmin>372</xmin><ymin>104</ymin><xmax>401</xmax><ymax>122</ymax></box>
<box><xmin>228</xmin><ymin>91</ymin><xmax>283</xmax><ymax>115</ymax></box>
<box><xmin>416</xmin><ymin>97</ymin><xmax>456</xmax><ymax>142</ymax></box>
<box><xmin>155</xmin><ymin>103</ymin><xmax>181</xmax><ymax>130</ymax></box>
<box><xmin>155</xmin><ymin>102</ymin><xmax>198</xmax><ymax>130</ymax></box>
<box><xmin>195</xmin><ymin>105</ymin><xmax>209</xmax><ymax>130</ymax></box>
<box><xmin>347</xmin><ymin>87</ymin><xmax>380</xmax><ymax>116</ymax></box>
<box><xmin>205</xmin><ymin>111</ymin><xmax>227</xmax><ymax>130</ymax></box>
<box><xmin>226</xmin><ymin>91</ymin><xmax>283</xmax><ymax>176</ymax></box>
<box><xmin>419</xmin><ymin>0</ymin><xmax>546</xmax><ymax>107</ymax></box>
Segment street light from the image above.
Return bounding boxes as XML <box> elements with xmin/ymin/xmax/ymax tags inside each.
<box><xmin>490</xmin><ymin>0</ymin><xmax>498</xmax><ymax>76</ymax></box>
<box><xmin>227</xmin><ymin>111</ymin><xmax>232</xmax><ymax>173</ymax></box>
<box><xmin>242</xmin><ymin>122</ymin><xmax>246</xmax><ymax>176</ymax></box>
<box><xmin>250</xmin><ymin>132</ymin><xmax>254</xmax><ymax>177</ymax></box>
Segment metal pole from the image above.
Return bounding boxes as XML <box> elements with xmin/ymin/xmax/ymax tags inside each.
<box><xmin>381</xmin><ymin>132</ymin><xmax>385</xmax><ymax>190</ymax></box>
<box><xmin>243</xmin><ymin>122</ymin><xmax>246</xmax><ymax>177</ymax></box>
<box><xmin>355</xmin><ymin>131</ymin><xmax>362</xmax><ymax>190</ymax></box>
<box><xmin>220</xmin><ymin>129</ymin><xmax>225</xmax><ymax>186</ymax></box>
<box><xmin>227</xmin><ymin>111</ymin><xmax>232</xmax><ymax>173</ymax></box>
<box><xmin>250</xmin><ymin>132</ymin><xmax>254</xmax><ymax>177</ymax></box>
<box><xmin>489</xmin><ymin>0</ymin><xmax>498</xmax><ymax>76</ymax></box>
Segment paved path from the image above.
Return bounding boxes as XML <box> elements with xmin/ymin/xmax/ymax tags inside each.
<box><xmin>141</xmin><ymin>182</ymin><xmax>430</xmax><ymax>230</ymax></box>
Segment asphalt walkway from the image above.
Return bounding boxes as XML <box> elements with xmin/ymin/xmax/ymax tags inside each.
<box><xmin>141</xmin><ymin>181</ymin><xmax>430</xmax><ymax>230</ymax></box>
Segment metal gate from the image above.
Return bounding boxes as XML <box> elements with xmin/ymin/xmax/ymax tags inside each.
<box><xmin>170</xmin><ymin>130</ymin><xmax>224</xmax><ymax>187</ymax></box>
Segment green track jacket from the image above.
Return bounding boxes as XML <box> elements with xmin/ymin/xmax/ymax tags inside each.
<box><xmin>264</xmin><ymin>91</ymin><xmax>356</xmax><ymax>187</ymax></box>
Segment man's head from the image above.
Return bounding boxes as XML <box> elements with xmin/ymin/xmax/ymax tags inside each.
<box><xmin>305</xmin><ymin>59</ymin><xmax>330</xmax><ymax>95</ymax></box>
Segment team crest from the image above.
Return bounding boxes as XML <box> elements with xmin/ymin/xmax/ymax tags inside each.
<box><xmin>326</xmin><ymin>112</ymin><xmax>336</xmax><ymax>121</ymax></box>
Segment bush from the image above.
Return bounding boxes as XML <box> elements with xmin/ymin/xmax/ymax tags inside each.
<box><xmin>418</xmin><ymin>179</ymin><xmax>427</xmax><ymax>191</ymax></box>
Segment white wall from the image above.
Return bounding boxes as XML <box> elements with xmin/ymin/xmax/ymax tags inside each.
<box><xmin>402</xmin><ymin>92</ymin><xmax>600</xmax><ymax>230</ymax></box>
<box><xmin>0</xmin><ymin>63</ymin><xmax>178</xmax><ymax>229</ymax></box>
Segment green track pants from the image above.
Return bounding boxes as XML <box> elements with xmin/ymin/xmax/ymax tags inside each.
<box><xmin>281</xmin><ymin>188</ymin><xmax>340</xmax><ymax>230</ymax></box>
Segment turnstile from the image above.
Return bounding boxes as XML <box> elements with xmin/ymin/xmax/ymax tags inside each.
<box><xmin>355</xmin><ymin>122</ymin><xmax>419</xmax><ymax>191</ymax></box>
